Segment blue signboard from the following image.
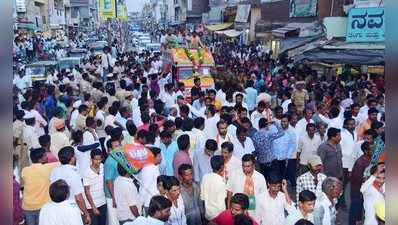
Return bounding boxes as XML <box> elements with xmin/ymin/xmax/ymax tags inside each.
<box><xmin>346</xmin><ymin>7</ymin><xmax>384</xmax><ymax>42</ymax></box>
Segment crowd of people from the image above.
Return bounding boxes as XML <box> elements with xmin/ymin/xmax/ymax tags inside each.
<box><xmin>12</xmin><ymin>27</ymin><xmax>385</xmax><ymax>225</ymax></box>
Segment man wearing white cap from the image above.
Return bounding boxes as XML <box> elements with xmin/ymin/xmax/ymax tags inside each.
<box><xmin>296</xmin><ymin>155</ymin><xmax>327</xmax><ymax>202</ymax></box>
<box><xmin>22</xmin><ymin>112</ymin><xmax>40</xmax><ymax>165</ymax></box>
<box><xmin>70</xmin><ymin>100</ymin><xmax>82</xmax><ymax>130</ymax></box>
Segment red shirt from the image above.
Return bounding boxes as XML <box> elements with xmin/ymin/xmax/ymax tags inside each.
<box><xmin>212</xmin><ymin>210</ymin><xmax>259</xmax><ymax>225</ymax></box>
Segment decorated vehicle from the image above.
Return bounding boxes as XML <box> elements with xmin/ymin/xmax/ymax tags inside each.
<box><xmin>58</xmin><ymin>57</ymin><xmax>82</xmax><ymax>70</ymax></box>
<box><xmin>162</xmin><ymin>47</ymin><xmax>215</xmax><ymax>99</ymax></box>
<box><xmin>25</xmin><ymin>61</ymin><xmax>58</xmax><ymax>83</ymax></box>
<box><xmin>68</xmin><ymin>48</ymin><xmax>87</xmax><ymax>59</ymax></box>
<box><xmin>88</xmin><ymin>41</ymin><xmax>107</xmax><ymax>55</ymax></box>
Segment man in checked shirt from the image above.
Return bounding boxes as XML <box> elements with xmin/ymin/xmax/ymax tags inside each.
<box><xmin>296</xmin><ymin>155</ymin><xmax>327</xmax><ymax>202</ymax></box>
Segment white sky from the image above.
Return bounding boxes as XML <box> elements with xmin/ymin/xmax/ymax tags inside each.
<box><xmin>125</xmin><ymin>0</ymin><xmax>149</xmax><ymax>12</ymax></box>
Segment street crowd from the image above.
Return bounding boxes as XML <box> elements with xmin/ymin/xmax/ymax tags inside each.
<box><xmin>12</xmin><ymin>27</ymin><xmax>385</xmax><ymax>225</ymax></box>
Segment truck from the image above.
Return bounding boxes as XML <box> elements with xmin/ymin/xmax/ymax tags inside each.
<box><xmin>162</xmin><ymin>47</ymin><xmax>215</xmax><ymax>100</ymax></box>
<box><xmin>25</xmin><ymin>61</ymin><xmax>58</xmax><ymax>83</ymax></box>
<box><xmin>58</xmin><ymin>57</ymin><xmax>82</xmax><ymax>71</ymax></box>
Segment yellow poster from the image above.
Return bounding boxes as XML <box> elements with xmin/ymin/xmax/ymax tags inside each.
<box><xmin>99</xmin><ymin>0</ymin><xmax>116</xmax><ymax>19</ymax></box>
<box><xmin>122</xmin><ymin>5</ymin><xmax>128</xmax><ymax>21</ymax></box>
<box><xmin>116</xmin><ymin>4</ymin><xmax>128</xmax><ymax>21</ymax></box>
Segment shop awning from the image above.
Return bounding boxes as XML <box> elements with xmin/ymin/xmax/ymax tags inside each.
<box><xmin>205</xmin><ymin>22</ymin><xmax>234</xmax><ymax>31</ymax></box>
<box><xmin>295</xmin><ymin>49</ymin><xmax>385</xmax><ymax>65</ymax></box>
<box><xmin>272</xmin><ymin>26</ymin><xmax>300</xmax><ymax>38</ymax></box>
<box><xmin>279</xmin><ymin>35</ymin><xmax>323</xmax><ymax>53</ymax></box>
<box><xmin>215</xmin><ymin>29</ymin><xmax>243</xmax><ymax>37</ymax></box>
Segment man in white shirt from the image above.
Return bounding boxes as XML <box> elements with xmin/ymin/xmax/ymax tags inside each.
<box><xmin>200</xmin><ymin>155</ymin><xmax>227</xmax><ymax>220</ymax></box>
<box><xmin>250</xmin><ymin>101</ymin><xmax>266</xmax><ymax>130</ymax></box>
<box><xmin>105</xmin><ymin>106</ymin><xmax>118</xmax><ymax>128</ymax></box>
<box><xmin>318</xmin><ymin>106</ymin><xmax>343</xmax><ymax>131</ymax></box>
<box><xmin>28</xmin><ymin>107</ymin><xmax>47</xmax><ymax>136</ymax></box>
<box><xmin>13</xmin><ymin>71</ymin><xmax>31</xmax><ymax>94</ymax></box>
<box><xmin>83</xmin><ymin>117</ymin><xmax>99</xmax><ymax>145</ymax></box>
<box><xmin>361</xmin><ymin>165</ymin><xmax>385</xmax><ymax>225</ymax></box>
<box><xmin>127</xmin><ymin>195</ymin><xmax>172</xmax><ymax>225</ymax></box>
<box><xmin>49</xmin><ymin>146</ymin><xmax>91</xmax><ymax>225</ymax></box>
<box><xmin>297</xmin><ymin>123</ymin><xmax>322</xmax><ymax>175</ymax></box>
<box><xmin>285</xmin><ymin>190</ymin><xmax>316</xmax><ymax>225</ymax></box>
<box><xmin>114</xmin><ymin>164</ymin><xmax>140</xmax><ymax>224</ymax></box>
<box><xmin>191</xmin><ymin>117</ymin><xmax>206</xmax><ymax>153</ymax></box>
<box><xmin>215</xmin><ymin>121</ymin><xmax>233</xmax><ymax>153</ymax></box>
<box><xmin>296</xmin><ymin>108</ymin><xmax>315</xmax><ymax>136</ymax></box>
<box><xmin>257</xmin><ymin>174</ymin><xmax>294</xmax><ymax>225</ymax></box>
<box><xmin>83</xmin><ymin>149</ymin><xmax>107</xmax><ymax>225</ymax></box>
<box><xmin>50</xmin><ymin>119</ymin><xmax>70</xmax><ymax>158</ymax></box>
<box><xmin>227</xmin><ymin>154</ymin><xmax>267</xmax><ymax>221</ymax></box>
<box><xmin>221</xmin><ymin>141</ymin><xmax>241</xmax><ymax>182</ymax></box>
<box><xmin>313</xmin><ymin>177</ymin><xmax>343</xmax><ymax>225</ymax></box>
<box><xmin>70</xmin><ymin>100</ymin><xmax>82</xmax><ymax>130</ymax></box>
<box><xmin>160</xmin><ymin>83</ymin><xmax>177</xmax><ymax>113</ymax></box>
<box><xmin>203</xmin><ymin>106</ymin><xmax>220</xmax><ymax>140</ymax></box>
<box><xmin>230</xmin><ymin>126</ymin><xmax>255</xmax><ymax>159</ymax></box>
<box><xmin>138</xmin><ymin>147</ymin><xmax>162</xmax><ymax>215</ymax></box>
<box><xmin>340</xmin><ymin>118</ymin><xmax>357</xmax><ymax>177</ymax></box>
<box><xmin>39</xmin><ymin>179</ymin><xmax>84</xmax><ymax>225</ymax></box>
<box><xmin>22</xmin><ymin>112</ymin><xmax>41</xmax><ymax>152</ymax></box>
<box><xmin>281</xmin><ymin>91</ymin><xmax>292</xmax><ymax>114</ymax></box>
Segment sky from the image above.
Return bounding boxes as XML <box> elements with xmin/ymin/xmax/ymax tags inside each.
<box><xmin>125</xmin><ymin>0</ymin><xmax>149</xmax><ymax>13</ymax></box>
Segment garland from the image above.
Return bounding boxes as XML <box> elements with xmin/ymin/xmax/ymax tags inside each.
<box><xmin>184</xmin><ymin>48</ymin><xmax>194</xmax><ymax>63</ymax></box>
<box><xmin>197</xmin><ymin>48</ymin><xmax>204</xmax><ymax>65</ymax></box>
<box><xmin>184</xmin><ymin>48</ymin><xmax>205</xmax><ymax>67</ymax></box>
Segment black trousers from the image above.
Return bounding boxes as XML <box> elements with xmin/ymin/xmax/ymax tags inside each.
<box><xmin>88</xmin><ymin>204</ymin><xmax>107</xmax><ymax>225</ymax></box>
<box><xmin>286</xmin><ymin>159</ymin><xmax>297</xmax><ymax>187</ymax></box>
<box><xmin>258</xmin><ymin>160</ymin><xmax>279</xmax><ymax>181</ymax></box>
<box><xmin>275</xmin><ymin>159</ymin><xmax>297</xmax><ymax>187</ymax></box>
<box><xmin>276</xmin><ymin>160</ymin><xmax>287</xmax><ymax>178</ymax></box>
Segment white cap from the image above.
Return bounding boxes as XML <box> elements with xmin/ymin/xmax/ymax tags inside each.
<box><xmin>23</xmin><ymin>111</ymin><xmax>35</xmax><ymax>119</ymax></box>
<box><xmin>106</xmin><ymin>73</ymin><xmax>114</xmax><ymax>78</ymax></box>
<box><xmin>72</xmin><ymin>100</ymin><xmax>82</xmax><ymax>108</ymax></box>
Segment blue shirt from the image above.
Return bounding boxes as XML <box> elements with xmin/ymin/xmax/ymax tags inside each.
<box><xmin>272</xmin><ymin>127</ymin><xmax>297</xmax><ymax>160</ymax></box>
<box><xmin>193</xmin><ymin>149</ymin><xmax>212</xmax><ymax>183</ymax></box>
<box><xmin>245</xmin><ymin>87</ymin><xmax>258</xmax><ymax>111</ymax></box>
<box><xmin>104</xmin><ymin>150</ymin><xmax>120</xmax><ymax>198</ymax></box>
<box><xmin>251</xmin><ymin>124</ymin><xmax>285</xmax><ymax>164</ymax></box>
<box><xmin>159</xmin><ymin>141</ymin><xmax>179</xmax><ymax>176</ymax></box>
<box><xmin>44</xmin><ymin>96</ymin><xmax>57</xmax><ymax>120</ymax></box>
<box><xmin>255</xmin><ymin>79</ymin><xmax>264</xmax><ymax>92</ymax></box>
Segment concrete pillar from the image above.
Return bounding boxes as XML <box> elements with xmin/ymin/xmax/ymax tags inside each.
<box><xmin>249</xmin><ymin>6</ymin><xmax>261</xmax><ymax>42</ymax></box>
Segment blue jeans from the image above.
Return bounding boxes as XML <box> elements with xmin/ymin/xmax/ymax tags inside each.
<box><xmin>24</xmin><ymin>210</ymin><xmax>40</xmax><ymax>225</ymax></box>
<box><xmin>349</xmin><ymin>195</ymin><xmax>364</xmax><ymax>225</ymax></box>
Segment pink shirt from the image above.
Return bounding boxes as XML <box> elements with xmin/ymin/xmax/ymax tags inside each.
<box><xmin>172</xmin><ymin>151</ymin><xmax>192</xmax><ymax>178</ymax></box>
<box><xmin>46</xmin><ymin>152</ymin><xmax>58</xmax><ymax>163</ymax></box>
